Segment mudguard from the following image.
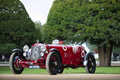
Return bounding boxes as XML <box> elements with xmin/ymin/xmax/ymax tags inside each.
<box><xmin>49</xmin><ymin>48</ymin><xmax>58</xmax><ymax>52</ymax></box>
<box><xmin>83</xmin><ymin>51</ymin><xmax>95</xmax><ymax>66</ymax></box>
<box><xmin>12</xmin><ymin>49</ymin><xmax>24</xmax><ymax>58</ymax></box>
<box><xmin>12</xmin><ymin>49</ymin><xmax>22</xmax><ymax>52</ymax></box>
<box><xmin>49</xmin><ymin>48</ymin><xmax>62</xmax><ymax>63</ymax></box>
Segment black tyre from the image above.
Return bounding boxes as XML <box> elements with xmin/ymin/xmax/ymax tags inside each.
<box><xmin>58</xmin><ymin>68</ymin><xmax>64</xmax><ymax>73</ymax></box>
<box><xmin>85</xmin><ymin>55</ymin><xmax>96</xmax><ymax>73</ymax></box>
<box><xmin>9</xmin><ymin>52</ymin><xmax>24</xmax><ymax>74</ymax></box>
<box><xmin>46</xmin><ymin>52</ymin><xmax>61</xmax><ymax>75</ymax></box>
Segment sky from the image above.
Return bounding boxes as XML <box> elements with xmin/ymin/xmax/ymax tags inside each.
<box><xmin>20</xmin><ymin>0</ymin><xmax>54</xmax><ymax>25</ymax></box>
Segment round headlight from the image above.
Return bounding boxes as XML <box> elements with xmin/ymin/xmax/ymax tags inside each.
<box><xmin>40</xmin><ymin>45</ymin><xmax>46</xmax><ymax>52</ymax></box>
<box><xmin>23</xmin><ymin>45</ymin><xmax>29</xmax><ymax>52</ymax></box>
<box><xmin>41</xmin><ymin>52</ymin><xmax>44</xmax><ymax>56</ymax></box>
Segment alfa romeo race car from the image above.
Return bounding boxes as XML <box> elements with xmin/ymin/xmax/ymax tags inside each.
<box><xmin>9</xmin><ymin>39</ymin><xmax>96</xmax><ymax>75</ymax></box>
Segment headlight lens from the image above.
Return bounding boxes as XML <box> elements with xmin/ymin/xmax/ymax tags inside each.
<box><xmin>41</xmin><ymin>52</ymin><xmax>44</xmax><ymax>56</ymax></box>
<box><xmin>40</xmin><ymin>45</ymin><xmax>46</xmax><ymax>52</ymax></box>
<box><xmin>23</xmin><ymin>45</ymin><xmax>29</xmax><ymax>52</ymax></box>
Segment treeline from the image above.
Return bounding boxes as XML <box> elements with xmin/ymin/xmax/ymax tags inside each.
<box><xmin>0</xmin><ymin>0</ymin><xmax>41</xmax><ymax>55</ymax></box>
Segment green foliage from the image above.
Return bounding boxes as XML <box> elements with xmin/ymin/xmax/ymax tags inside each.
<box><xmin>113</xmin><ymin>47</ymin><xmax>120</xmax><ymax>54</ymax></box>
<box><xmin>0</xmin><ymin>0</ymin><xmax>40</xmax><ymax>54</ymax></box>
<box><xmin>34</xmin><ymin>21</ymin><xmax>42</xmax><ymax>42</ymax></box>
<box><xmin>42</xmin><ymin>0</ymin><xmax>78</xmax><ymax>43</ymax></box>
<box><xmin>0</xmin><ymin>43</ymin><xmax>17</xmax><ymax>54</ymax></box>
<box><xmin>34</xmin><ymin>21</ymin><xmax>43</xmax><ymax>34</ymax></box>
<box><xmin>0</xmin><ymin>0</ymin><xmax>37</xmax><ymax>46</ymax></box>
<box><xmin>42</xmin><ymin>24</ymin><xmax>65</xmax><ymax>43</ymax></box>
<box><xmin>86</xmin><ymin>43</ymin><xmax>97</xmax><ymax>51</ymax></box>
<box><xmin>44</xmin><ymin>0</ymin><xmax>120</xmax><ymax>46</ymax></box>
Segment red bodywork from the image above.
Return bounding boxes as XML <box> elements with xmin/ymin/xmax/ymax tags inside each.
<box><xmin>16</xmin><ymin>43</ymin><xmax>86</xmax><ymax>69</ymax></box>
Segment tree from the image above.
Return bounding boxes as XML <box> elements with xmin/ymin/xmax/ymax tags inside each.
<box><xmin>42</xmin><ymin>0</ymin><xmax>77</xmax><ymax>43</ymax></box>
<box><xmin>34</xmin><ymin>21</ymin><xmax>42</xmax><ymax>42</ymax></box>
<box><xmin>42</xmin><ymin>24</ymin><xmax>65</xmax><ymax>43</ymax></box>
<box><xmin>45</xmin><ymin>0</ymin><xmax>120</xmax><ymax>66</ymax></box>
<box><xmin>113</xmin><ymin>47</ymin><xmax>120</xmax><ymax>54</ymax></box>
<box><xmin>0</xmin><ymin>0</ymin><xmax>37</xmax><ymax>47</ymax></box>
<box><xmin>75</xmin><ymin>0</ymin><xmax>120</xmax><ymax>66</ymax></box>
<box><xmin>0</xmin><ymin>43</ymin><xmax>17</xmax><ymax>55</ymax></box>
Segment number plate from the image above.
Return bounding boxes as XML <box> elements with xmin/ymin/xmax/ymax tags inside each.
<box><xmin>29</xmin><ymin>65</ymin><xmax>40</xmax><ymax>68</ymax></box>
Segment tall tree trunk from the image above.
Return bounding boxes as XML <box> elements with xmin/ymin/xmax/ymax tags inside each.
<box><xmin>105</xmin><ymin>43</ymin><xmax>112</xmax><ymax>66</ymax></box>
<box><xmin>98</xmin><ymin>45</ymin><xmax>105</xmax><ymax>66</ymax></box>
<box><xmin>98</xmin><ymin>42</ymin><xmax>113</xmax><ymax>66</ymax></box>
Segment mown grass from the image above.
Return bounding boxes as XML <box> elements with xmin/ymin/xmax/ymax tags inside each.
<box><xmin>0</xmin><ymin>67</ymin><xmax>120</xmax><ymax>74</ymax></box>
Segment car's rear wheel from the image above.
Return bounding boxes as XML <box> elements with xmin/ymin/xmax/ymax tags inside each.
<box><xmin>9</xmin><ymin>52</ymin><xmax>24</xmax><ymax>74</ymax></box>
<box><xmin>46</xmin><ymin>52</ymin><xmax>61</xmax><ymax>75</ymax></box>
<box><xmin>85</xmin><ymin>55</ymin><xmax>96</xmax><ymax>73</ymax></box>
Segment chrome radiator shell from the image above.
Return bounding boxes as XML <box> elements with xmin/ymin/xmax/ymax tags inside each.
<box><xmin>30</xmin><ymin>46</ymin><xmax>42</xmax><ymax>60</ymax></box>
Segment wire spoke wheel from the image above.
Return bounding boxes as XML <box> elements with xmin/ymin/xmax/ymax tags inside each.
<box><xmin>9</xmin><ymin>52</ymin><xmax>24</xmax><ymax>74</ymax></box>
<box><xmin>85</xmin><ymin>55</ymin><xmax>96</xmax><ymax>73</ymax></box>
<box><xmin>46</xmin><ymin>52</ymin><xmax>61</xmax><ymax>75</ymax></box>
<box><xmin>50</xmin><ymin>57</ymin><xmax>58</xmax><ymax>72</ymax></box>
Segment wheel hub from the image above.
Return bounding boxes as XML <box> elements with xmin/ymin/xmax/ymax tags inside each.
<box><xmin>54</xmin><ymin>62</ymin><xmax>57</xmax><ymax>65</ymax></box>
<box><xmin>15</xmin><ymin>58</ymin><xmax>20</xmax><ymax>68</ymax></box>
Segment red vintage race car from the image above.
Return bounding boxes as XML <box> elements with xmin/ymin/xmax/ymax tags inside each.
<box><xmin>9</xmin><ymin>39</ymin><xmax>96</xmax><ymax>75</ymax></box>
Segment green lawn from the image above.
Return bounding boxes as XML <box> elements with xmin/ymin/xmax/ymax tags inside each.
<box><xmin>0</xmin><ymin>67</ymin><xmax>120</xmax><ymax>74</ymax></box>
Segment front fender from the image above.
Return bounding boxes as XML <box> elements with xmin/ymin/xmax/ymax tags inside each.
<box><xmin>12</xmin><ymin>49</ymin><xmax>24</xmax><ymax>58</ymax></box>
<box><xmin>12</xmin><ymin>49</ymin><xmax>22</xmax><ymax>53</ymax></box>
<box><xmin>49</xmin><ymin>48</ymin><xmax>58</xmax><ymax>52</ymax></box>
<box><xmin>49</xmin><ymin>48</ymin><xmax>62</xmax><ymax>63</ymax></box>
<box><xmin>83</xmin><ymin>51</ymin><xmax>95</xmax><ymax>66</ymax></box>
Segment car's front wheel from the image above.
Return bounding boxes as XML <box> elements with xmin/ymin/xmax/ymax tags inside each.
<box><xmin>58</xmin><ymin>68</ymin><xmax>64</xmax><ymax>73</ymax></box>
<box><xmin>9</xmin><ymin>52</ymin><xmax>24</xmax><ymax>74</ymax></box>
<box><xmin>46</xmin><ymin>52</ymin><xmax>61</xmax><ymax>75</ymax></box>
<box><xmin>85</xmin><ymin>55</ymin><xmax>96</xmax><ymax>73</ymax></box>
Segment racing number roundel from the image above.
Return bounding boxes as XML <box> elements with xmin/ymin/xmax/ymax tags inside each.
<box><xmin>72</xmin><ymin>46</ymin><xmax>79</xmax><ymax>54</ymax></box>
<box><xmin>63</xmin><ymin>46</ymin><xmax>67</xmax><ymax>51</ymax></box>
<box><xmin>81</xmin><ymin>47</ymin><xmax>85</xmax><ymax>57</ymax></box>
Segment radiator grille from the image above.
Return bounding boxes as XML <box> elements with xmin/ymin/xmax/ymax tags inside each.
<box><xmin>31</xmin><ymin>46</ymin><xmax>42</xmax><ymax>60</ymax></box>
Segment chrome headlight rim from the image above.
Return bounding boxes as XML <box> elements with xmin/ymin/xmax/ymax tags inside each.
<box><xmin>23</xmin><ymin>45</ymin><xmax>29</xmax><ymax>52</ymax></box>
<box><xmin>40</xmin><ymin>44</ymin><xmax>46</xmax><ymax>52</ymax></box>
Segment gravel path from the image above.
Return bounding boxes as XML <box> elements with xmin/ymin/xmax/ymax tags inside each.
<box><xmin>0</xmin><ymin>74</ymin><xmax>120</xmax><ymax>80</ymax></box>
